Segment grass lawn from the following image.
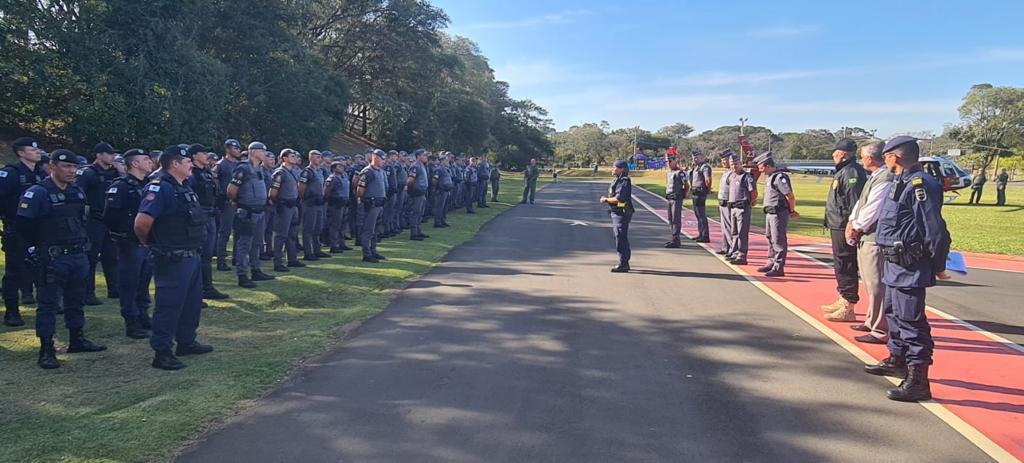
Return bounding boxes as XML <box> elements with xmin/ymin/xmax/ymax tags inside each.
<box><xmin>560</xmin><ymin>168</ymin><xmax>1024</xmax><ymax>256</ymax></box>
<box><xmin>0</xmin><ymin>176</ymin><xmax>537</xmax><ymax>463</ymax></box>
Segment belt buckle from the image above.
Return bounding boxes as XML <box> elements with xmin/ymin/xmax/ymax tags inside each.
<box><xmin>48</xmin><ymin>246</ymin><xmax>59</xmax><ymax>257</ymax></box>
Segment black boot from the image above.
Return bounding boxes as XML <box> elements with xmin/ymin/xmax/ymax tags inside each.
<box><xmin>84</xmin><ymin>294</ymin><xmax>103</xmax><ymax>306</ymax></box>
<box><xmin>887</xmin><ymin>364</ymin><xmax>932</xmax><ymax>402</ymax></box>
<box><xmin>610</xmin><ymin>263</ymin><xmax>630</xmax><ymax>273</ymax></box>
<box><xmin>203</xmin><ymin>288</ymin><xmax>230</xmax><ymax>300</ymax></box>
<box><xmin>66</xmin><ymin>329</ymin><xmax>107</xmax><ymax>353</ymax></box>
<box><xmin>864</xmin><ymin>356</ymin><xmax>908</xmax><ymax>378</ymax></box>
<box><xmin>274</xmin><ymin>264</ymin><xmax>290</xmax><ymax>273</ymax></box>
<box><xmin>124</xmin><ymin>318</ymin><xmax>150</xmax><ymax>340</ymax></box>
<box><xmin>664</xmin><ymin>241</ymin><xmax>681</xmax><ymax>248</ymax></box>
<box><xmin>138</xmin><ymin>311</ymin><xmax>153</xmax><ymax>330</ymax></box>
<box><xmin>152</xmin><ymin>350</ymin><xmax>186</xmax><ymax>370</ymax></box>
<box><xmin>22</xmin><ymin>292</ymin><xmax>36</xmax><ymax>305</ymax></box>
<box><xmin>238</xmin><ymin>275</ymin><xmax>257</xmax><ymax>288</ymax></box>
<box><xmin>175</xmin><ymin>341</ymin><xmax>214</xmax><ymax>356</ymax></box>
<box><xmin>38</xmin><ymin>338</ymin><xmax>59</xmax><ymax>369</ymax></box>
<box><xmin>251</xmin><ymin>271</ymin><xmax>276</xmax><ymax>281</ymax></box>
<box><xmin>3</xmin><ymin>302</ymin><xmax>24</xmax><ymax>327</ymax></box>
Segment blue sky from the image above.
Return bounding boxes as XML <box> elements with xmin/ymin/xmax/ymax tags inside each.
<box><xmin>435</xmin><ymin>0</ymin><xmax>1024</xmax><ymax>137</ymax></box>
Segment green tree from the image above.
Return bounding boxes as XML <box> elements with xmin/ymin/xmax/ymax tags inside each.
<box><xmin>954</xmin><ymin>83</ymin><xmax>1024</xmax><ymax>169</ymax></box>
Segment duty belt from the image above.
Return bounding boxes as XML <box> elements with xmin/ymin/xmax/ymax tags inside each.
<box><xmin>728</xmin><ymin>200</ymin><xmax>750</xmax><ymax>209</ymax></box>
<box><xmin>153</xmin><ymin>248</ymin><xmax>200</xmax><ymax>258</ymax></box>
<box><xmin>43</xmin><ymin>244</ymin><xmax>88</xmax><ymax>256</ymax></box>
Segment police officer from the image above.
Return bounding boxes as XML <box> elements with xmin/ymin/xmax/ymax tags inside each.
<box><xmin>393</xmin><ymin>151</ymin><xmax>410</xmax><ymax>232</ymax></box>
<box><xmin>521</xmin><ymin>158</ymin><xmax>540</xmax><ymax>204</ymax></box>
<box><xmin>228</xmin><ymin>142</ymin><xmax>275</xmax><ymax>287</ymax></box>
<box><xmin>755</xmin><ymin>152</ymin><xmax>798</xmax><ymax>276</ymax></box>
<box><xmin>716</xmin><ymin>150</ymin><xmax>736</xmax><ymax>256</ymax></box>
<box><xmin>261</xmin><ymin>152</ymin><xmax>277</xmax><ymax>259</ymax></box>
<box><xmin>432</xmin><ymin>155</ymin><xmax>453</xmax><ymax>227</ymax></box>
<box><xmin>489</xmin><ymin>159</ymin><xmax>501</xmax><ymax>202</ymax></box>
<box><xmin>689</xmin><ymin>150</ymin><xmax>712</xmax><ymax>243</ymax></box>
<box><xmin>664</xmin><ymin>155</ymin><xmax>689</xmax><ymax>248</ymax></box>
<box><xmin>1</xmin><ymin>137</ymin><xmax>47</xmax><ymax>326</ymax></box>
<box><xmin>864</xmin><ymin>136</ymin><xmax>949</xmax><ymax>402</ymax></box>
<box><xmin>726</xmin><ymin>153</ymin><xmax>757</xmax><ymax>265</ymax></box>
<box><xmin>600</xmin><ymin>160</ymin><xmax>634</xmax><ymax>273</ymax></box>
<box><xmin>325</xmin><ymin>161</ymin><xmax>352</xmax><ymax>253</ymax></box>
<box><xmin>821</xmin><ymin>138</ymin><xmax>867</xmax><ymax>318</ymax></box>
<box><xmin>451</xmin><ymin>156</ymin><xmax>464</xmax><ymax>209</ymax></box>
<box><xmin>186</xmin><ymin>144</ymin><xmax>230</xmax><ymax>300</ymax></box>
<box><xmin>477</xmin><ymin>155</ymin><xmax>491</xmax><ymax>208</ymax></box>
<box><xmin>76</xmin><ymin>142</ymin><xmax>122</xmax><ymax>305</ymax></box>
<box><xmin>104</xmin><ymin>149</ymin><xmax>156</xmax><ymax>339</ymax></box>
<box><xmin>21</xmin><ymin>149</ymin><xmax>108</xmax><ymax>369</ymax></box>
<box><xmin>358</xmin><ymin>149</ymin><xmax>388</xmax><ymax>263</ymax></box>
<box><xmin>996</xmin><ymin>168</ymin><xmax>1009</xmax><ymax>206</ymax></box>
<box><xmin>270</xmin><ymin>149</ymin><xmax>304</xmax><ymax>272</ymax></box>
<box><xmin>348</xmin><ymin>153</ymin><xmax>367</xmax><ymax>243</ymax></box>
<box><xmin>407</xmin><ymin>149</ymin><xmax>431</xmax><ymax>241</ymax></box>
<box><xmin>213</xmin><ymin>139</ymin><xmax>243</xmax><ymax>271</ymax></box>
<box><xmin>969</xmin><ymin>168</ymin><xmax>986</xmax><ymax>204</ymax></box>
<box><xmin>382</xmin><ymin>151</ymin><xmax>400</xmax><ymax>237</ymax></box>
<box><xmin>134</xmin><ymin>146</ymin><xmax>214</xmax><ymax>370</ymax></box>
<box><xmin>464</xmin><ymin>157</ymin><xmax>478</xmax><ymax>214</ymax></box>
<box><xmin>299</xmin><ymin>150</ymin><xmax>328</xmax><ymax>261</ymax></box>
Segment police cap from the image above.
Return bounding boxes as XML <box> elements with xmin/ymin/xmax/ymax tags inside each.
<box><xmin>50</xmin><ymin>149</ymin><xmax>78</xmax><ymax>165</ymax></box>
<box><xmin>248</xmin><ymin>141</ymin><xmax>266</xmax><ymax>151</ymax></box>
<box><xmin>371</xmin><ymin>149</ymin><xmax>387</xmax><ymax>159</ymax></box>
<box><xmin>833</xmin><ymin>138</ymin><xmax>857</xmax><ymax>153</ymax></box>
<box><xmin>753</xmin><ymin>151</ymin><xmax>774</xmax><ymax>166</ymax></box>
<box><xmin>224</xmin><ymin>138</ymin><xmax>242</xmax><ymax>149</ymax></box>
<box><xmin>93</xmin><ymin>142</ymin><xmax>117</xmax><ymax>155</ymax></box>
<box><xmin>13</xmin><ymin>137</ymin><xmax>38</xmax><ymax>151</ymax></box>
<box><xmin>719</xmin><ymin>148</ymin><xmax>737</xmax><ymax>161</ymax></box>
<box><xmin>187</xmin><ymin>144</ymin><xmax>211</xmax><ymax>157</ymax></box>
<box><xmin>883</xmin><ymin>135</ymin><xmax>918</xmax><ymax>154</ymax></box>
<box><xmin>123</xmin><ymin>148</ymin><xmax>148</xmax><ymax>163</ymax></box>
<box><xmin>613</xmin><ymin>159</ymin><xmax>628</xmax><ymax>169</ymax></box>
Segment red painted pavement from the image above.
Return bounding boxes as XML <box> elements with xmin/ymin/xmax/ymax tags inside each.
<box><xmin>636</xmin><ymin>191</ymin><xmax>1024</xmax><ymax>461</ymax></box>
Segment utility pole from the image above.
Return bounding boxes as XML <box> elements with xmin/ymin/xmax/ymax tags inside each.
<box><xmin>739</xmin><ymin>117</ymin><xmax>747</xmax><ymax>135</ymax></box>
<box><xmin>633</xmin><ymin>126</ymin><xmax>638</xmax><ymax>156</ymax></box>
<box><xmin>768</xmin><ymin>129</ymin><xmax>773</xmax><ymax>152</ymax></box>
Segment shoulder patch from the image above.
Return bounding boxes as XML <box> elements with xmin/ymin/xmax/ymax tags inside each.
<box><xmin>148</xmin><ymin>185</ymin><xmax>161</xmax><ymax>192</ymax></box>
<box><xmin>848</xmin><ymin>177</ymin><xmax>858</xmax><ymax>184</ymax></box>
<box><xmin>20</xmin><ymin>202</ymin><xmax>28</xmax><ymax>208</ymax></box>
<box><xmin>151</xmin><ymin>179</ymin><xmax>161</xmax><ymax>184</ymax></box>
<box><xmin>145</xmin><ymin>193</ymin><xmax>156</xmax><ymax>201</ymax></box>
<box><xmin>0</xmin><ymin>171</ymin><xmax>7</xmax><ymax>178</ymax></box>
<box><xmin>914</xmin><ymin>187</ymin><xmax>927</xmax><ymax>202</ymax></box>
<box><xmin>911</xmin><ymin>177</ymin><xmax>923</xmax><ymax>186</ymax></box>
<box><xmin>107</xmin><ymin>187</ymin><xmax>118</xmax><ymax>194</ymax></box>
<box><xmin>23</xmin><ymin>191</ymin><xmax>34</xmax><ymax>199</ymax></box>
<box><xmin>831</xmin><ymin>179</ymin><xmax>839</xmax><ymax>190</ymax></box>
<box><xmin>781</xmin><ymin>177</ymin><xmax>788</xmax><ymax>184</ymax></box>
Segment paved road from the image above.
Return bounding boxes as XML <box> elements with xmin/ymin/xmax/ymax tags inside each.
<box><xmin>179</xmin><ymin>181</ymin><xmax>991</xmax><ymax>463</ymax></box>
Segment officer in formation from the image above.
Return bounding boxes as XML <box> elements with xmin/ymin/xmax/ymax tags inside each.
<box><xmin>521</xmin><ymin>158</ymin><xmax>540</xmax><ymax>204</ymax></box>
<box><xmin>299</xmin><ymin>150</ymin><xmax>329</xmax><ymax>261</ymax></box>
<box><xmin>270</xmin><ymin>149</ymin><xmax>303</xmax><ymax>272</ymax></box>
<box><xmin>382</xmin><ymin>151</ymin><xmax>401</xmax><ymax>236</ymax></box>
<box><xmin>187</xmin><ymin>145</ymin><xmax>229</xmax><ymax>301</ymax></box>
<box><xmin>432</xmin><ymin>155</ymin><xmax>453</xmax><ymax>227</ymax></box>
<box><xmin>969</xmin><ymin>168</ymin><xmax>986</xmax><ymax>205</ymax></box>
<box><xmin>664</xmin><ymin>154</ymin><xmax>689</xmax><ymax>248</ymax></box>
<box><xmin>725</xmin><ymin>152</ymin><xmax>757</xmax><ymax>265</ymax></box>
<box><xmin>1</xmin><ymin>137</ymin><xmax>47</xmax><ymax>326</ymax></box>
<box><xmin>18</xmin><ymin>149</ymin><xmax>107</xmax><ymax>368</ymax></box>
<box><xmin>464</xmin><ymin>157</ymin><xmax>478</xmax><ymax>214</ymax></box>
<box><xmin>715</xmin><ymin>150</ymin><xmax>735</xmax><ymax>256</ymax></box>
<box><xmin>134</xmin><ymin>146</ymin><xmax>214</xmax><ymax>370</ymax></box>
<box><xmin>358</xmin><ymin>149</ymin><xmax>388</xmax><ymax>263</ymax></box>
<box><xmin>325</xmin><ymin>161</ymin><xmax>352</xmax><ymax>252</ymax></box>
<box><xmin>600</xmin><ymin>160</ymin><xmax>634</xmax><ymax>273</ymax></box>
<box><xmin>261</xmin><ymin>152</ymin><xmax>277</xmax><ymax>259</ymax></box>
<box><xmin>489</xmin><ymin>158</ymin><xmax>501</xmax><ymax>202</ymax></box>
<box><xmin>451</xmin><ymin>156</ymin><xmax>464</xmax><ymax>209</ymax></box>
<box><xmin>407</xmin><ymin>149</ymin><xmax>431</xmax><ymax>241</ymax></box>
<box><xmin>477</xmin><ymin>155</ymin><xmax>491</xmax><ymax>208</ymax></box>
<box><xmin>104</xmin><ymin>149</ymin><xmax>156</xmax><ymax>339</ymax></box>
<box><xmin>821</xmin><ymin>139</ymin><xmax>867</xmax><ymax>321</ymax></box>
<box><xmin>755</xmin><ymin>151</ymin><xmax>798</xmax><ymax>277</ymax></box>
<box><xmin>864</xmin><ymin>136</ymin><xmax>950</xmax><ymax>402</ymax></box>
<box><xmin>996</xmin><ymin>169</ymin><xmax>1009</xmax><ymax>206</ymax></box>
<box><xmin>77</xmin><ymin>143</ymin><xmax>122</xmax><ymax>305</ymax></box>
<box><xmin>214</xmin><ymin>139</ymin><xmax>243</xmax><ymax>271</ymax></box>
<box><xmin>227</xmin><ymin>142</ymin><xmax>275</xmax><ymax>288</ymax></box>
<box><xmin>393</xmin><ymin>152</ymin><xmax>410</xmax><ymax>233</ymax></box>
<box><xmin>687</xmin><ymin>150</ymin><xmax>712</xmax><ymax>243</ymax></box>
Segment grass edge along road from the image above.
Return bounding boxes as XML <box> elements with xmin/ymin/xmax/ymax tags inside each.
<box><xmin>563</xmin><ymin>168</ymin><xmax>1024</xmax><ymax>256</ymax></box>
<box><xmin>0</xmin><ymin>176</ymin><xmax>539</xmax><ymax>463</ymax></box>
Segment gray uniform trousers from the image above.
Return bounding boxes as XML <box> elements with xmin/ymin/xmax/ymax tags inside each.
<box><xmin>719</xmin><ymin>203</ymin><xmax>733</xmax><ymax>254</ymax></box>
<box><xmin>361</xmin><ymin>203</ymin><xmax>382</xmax><ymax>258</ymax></box>
<box><xmin>382</xmin><ymin>195</ymin><xmax>396</xmax><ymax>233</ymax></box>
<box><xmin>327</xmin><ymin>204</ymin><xmax>348</xmax><ymax>248</ymax></box>
<box><xmin>273</xmin><ymin>203</ymin><xmax>299</xmax><ymax>265</ymax></box>
<box><xmin>667</xmin><ymin>198</ymin><xmax>683</xmax><ymax>243</ymax></box>
<box><xmin>233</xmin><ymin>208</ymin><xmax>265</xmax><ymax>276</ymax></box>
<box><xmin>396</xmin><ymin>191</ymin><xmax>409</xmax><ymax>229</ymax></box>
<box><xmin>491</xmin><ymin>177</ymin><xmax>500</xmax><ymax>201</ymax></box>
<box><xmin>434</xmin><ymin>191</ymin><xmax>450</xmax><ymax>225</ymax></box>
<box><xmin>728</xmin><ymin>205</ymin><xmax>751</xmax><ymax>259</ymax></box>
<box><xmin>478</xmin><ymin>180</ymin><xmax>488</xmax><ymax>206</ymax></box>
<box><xmin>765</xmin><ymin>211</ymin><xmax>789</xmax><ymax>270</ymax></box>
<box><xmin>465</xmin><ymin>183</ymin><xmax>476</xmax><ymax>212</ymax></box>
<box><xmin>216</xmin><ymin>203</ymin><xmax>237</xmax><ymax>264</ymax></box>
<box><xmin>409</xmin><ymin>195</ymin><xmax>426</xmax><ymax>237</ymax></box>
<box><xmin>302</xmin><ymin>203</ymin><xmax>325</xmax><ymax>258</ymax></box>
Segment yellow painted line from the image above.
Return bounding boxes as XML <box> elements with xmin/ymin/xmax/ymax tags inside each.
<box><xmin>632</xmin><ymin>187</ymin><xmax>1020</xmax><ymax>463</ymax></box>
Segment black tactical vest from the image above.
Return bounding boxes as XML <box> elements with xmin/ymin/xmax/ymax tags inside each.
<box><xmin>38</xmin><ymin>180</ymin><xmax>88</xmax><ymax>246</ymax></box>
<box><xmin>152</xmin><ymin>180</ymin><xmax>209</xmax><ymax>251</ymax></box>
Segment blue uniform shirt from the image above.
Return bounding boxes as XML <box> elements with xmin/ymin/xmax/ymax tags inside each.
<box><xmin>138</xmin><ymin>173</ymin><xmax>183</xmax><ymax>222</ymax></box>
<box><xmin>358</xmin><ymin>165</ymin><xmax>387</xmax><ymax>199</ymax></box>
<box><xmin>875</xmin><ymin>166</ymin><xmax>946</xmax><ymax>288</ymax></box>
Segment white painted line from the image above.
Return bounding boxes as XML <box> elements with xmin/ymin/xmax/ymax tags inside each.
<box><xmin>631</xmin><ymin>187</ymin><xmax>1021</xmax><ymax>463</ymax></box>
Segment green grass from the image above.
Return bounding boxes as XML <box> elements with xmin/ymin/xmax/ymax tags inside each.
<box><xmin>628</xmin><ymin>169</ymin><xmax>1024</xmax><ymax>256</ymax></box>
<box><xmin>0</xmin><ymin>176</ymin><xmax>536</xmax><ymax>463</ymax></box>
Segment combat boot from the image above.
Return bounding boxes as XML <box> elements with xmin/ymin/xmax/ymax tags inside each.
<box><xmin>4</xmin><ymin>303</ymin><xmax>25</xmax><ymax>327</ymax></box>
<box><xmin>38</xmin><ymin>338</ymin><xmax>59</xmax><ymax>369</ymax></box>
<box><xmin>820</xmin><ymin>297</ymin><xmax>844</xmax><ymax>313</ymax></box>
<box><xmin>138</xmin><ymin>311</ymin><xmax>152</xmax><ymax>330</ymax></box>
<box><xmin>238</xmin><ymin>275</ymin><xmax>257</xmax><ymax>288</ymax></box>
<box><xmin>66</xmin><ymin>329</ymin><xmax>107</xmax><ymax>353</ymax></box>
<box><xmin>251</xmin><ymin>271</ymin><xmax>276</xmax><ymax>281</ymax></box>
<box><xmin>152</xmin><ymin>350</ymin><xmax>186</xmax><ymax>370</ymax></box>
<box><xmin>756</xmin><ymin>264</ymin><xmax>773</xmax><ymax>273</ymax></box>
<box><xmin>825</xmin><ymin>300</ymin><xmax>856</xmax><ymax>322</ymax></box>
<box><xmin>124</xmin><ymin>318</ymin><xmax>150</xmax><ymax>340</ymax></box>
<box><xmin>887</xmin><ymin>364</ymin><xmax>932</xmax><ymax>402</ymax></box>
<box><xmin>203</xmin><ymin>288</ymin><xmax>230</xmax><ymax>300</ymax></box>
<box><xmin>865</xmin><ymin>356</ymin><xmax>908</xmax><ymax>378</ymax></box>
<box><xmin>664</xmin><ymin>241</ymin><xmax>681</xmax><ymax>248</ymax></box>
<box><xmin>175</xmin><ymin>341</ymin><xmax>214</xmax><ymax>356</ymax></box>
<box><xmin>287</xmin><ymin>260</ymin><xmax>306</xmax><ymax>268</ymax></box>
<box><xmin>316</xmin><ymin>251</ymin><xmax>331</xmax><ymax>258</ymax></box>
<box><xmin>22</xmin><ymin>292</ymin><xmax>36</xmax><ymax>305</ymax></box>
<box><xmin>610</xmin><ymin>264</ymin><xmax>630</xmax><ymax>273</ymax></box>
<box><xmin>329</xmin><ymin>247</ymin><xmax>345</xmax><ymax>253</ymax></box>
<box><xmin>273</xmin><ymin>264</ymin><xmax>290</xmax><ymax>273</ymax></box>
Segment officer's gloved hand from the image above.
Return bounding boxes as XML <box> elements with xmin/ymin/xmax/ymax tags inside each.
<box><xmin>25</xmin><ymin>246</ymin><xmax>39</xmax><ymax>268</ymax></box>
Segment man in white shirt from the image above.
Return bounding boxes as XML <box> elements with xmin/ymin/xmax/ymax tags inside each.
<box><xmin>839</xmin><ymin>140</ymin><xmax>893</xmax><ymax>342</ymax></box>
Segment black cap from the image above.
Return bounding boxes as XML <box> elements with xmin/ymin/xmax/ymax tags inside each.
<box><xmin>883</xmin><ymin>135</ymin><xmax>918</xmax><ymax>154</ymax></box>
<box><xmin>93</xmin><ymin>142</ymin><xmax>117</xmax><ymax>154</ymax></box>
<box><xmin>50</xmin><ymin>149</ymin><xmax>78</xmax><ymax>164</ymax></box>
<box><xmin>187</xmin><ymin>144</ymin><xmax>211</xmax><ymax>157</ymax></box>
<box><xmin>833</xmin><ymin>138</ymin><xmax>857</xmax><ymax>152</ymax></box>
<box><xmin>123</xmin><ymin>148</ymin><xmax>147</xmax><ymax>161</ymax></box>
<box><xmin>613</xmin><ymin>160</ymin><xmax>628</xmax><ymax>169</ymax></box>
<box><xmin>224</xmin><ymin>138</ymin><xmax>242</xmax><ymax>149</ymax></box>
<box><xmin>13</xmin><ymin>137</ymin><xmax>38</xmax><ymax>152</ymax></box>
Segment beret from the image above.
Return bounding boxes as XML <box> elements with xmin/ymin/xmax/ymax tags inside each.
<box><xmin>51</xmin><ymin>149</ymin><xmax>78</xmax><ymax>164</ymax></box>
<box><xmin>883</xmin><ymin>135</ymin><xmax>918</xmax><ymax>154</ymax></box>
<box><xmin>224</xmin><ymin>138</ymin><xmax>242</xmax><ymax>148</ymax></box>
<box><xmin>613</xmin><ymin>160</ymin><xmax>628</xmax><ymax>169</ymax></box>
<box><xmin>93</xmin><ymin>142</ymin><xmax>117</xmax><ymax>154</ymax></box>
<box><xmin>833</xmin><ymin>138</ymin><xmax>857</xmax><ymax>152</ymax></box>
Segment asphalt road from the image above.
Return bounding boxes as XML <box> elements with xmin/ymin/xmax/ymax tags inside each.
<box><xmin>179</xmin><ymin>181</ymin><xmax>992</xmax><ymax>463</ymax></box>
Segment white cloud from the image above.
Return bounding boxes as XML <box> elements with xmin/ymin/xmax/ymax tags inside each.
<box><xmin>467</xmin><ymin>9</ymin><xmax>594</xmax><ymax>30</ymax></box>
<box><xmin>494</xmin><ymin>61</ymin><xmax>621</xmax><ymax>89</ymax></box>
<box><xmin>747</xmin><ymin>24</ymin><xmax>821</xmax><ymax>38</ymax></box>
<box><xmin>656</xmin><ymin>69</ymin><xmax>844</xmax><ymax>87</ymax></box>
